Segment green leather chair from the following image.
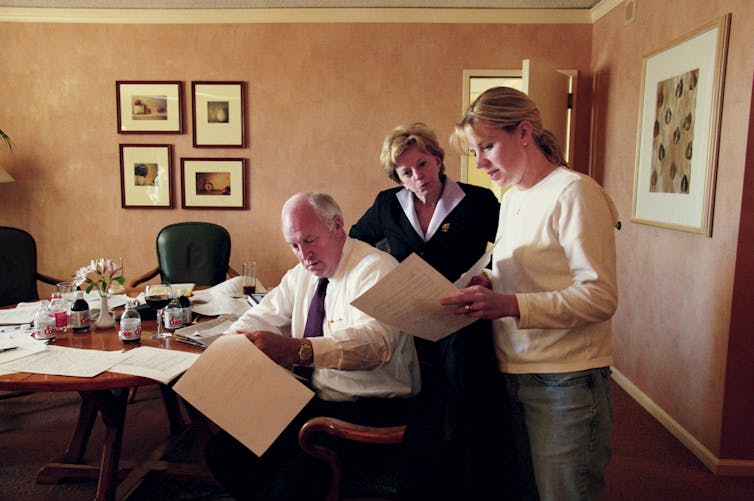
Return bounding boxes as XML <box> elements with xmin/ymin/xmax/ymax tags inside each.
<box><xmin>130</xmin><ymin>222</ymin><xmax>238</xmax><ymax>288</ymax></box>
<box><xmin>0</xmin><ymin>226</ymin><xmax>63</xmax><ymax>308</ymax></box>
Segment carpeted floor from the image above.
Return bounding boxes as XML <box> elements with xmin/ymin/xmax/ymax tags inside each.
<box><xmin>1</xmin><ymin>381</ymin><xmax>753</xmax><ymax>500</ymax></box>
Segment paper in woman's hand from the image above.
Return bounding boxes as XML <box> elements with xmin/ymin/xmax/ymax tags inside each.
<box><xmin>350</xmin><ymin>253</ymin><xmax>476</xmax><ymax>341</ymax></box>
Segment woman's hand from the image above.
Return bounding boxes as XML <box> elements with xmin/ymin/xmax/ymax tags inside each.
<box><xmin>440</xmin><ymin>285</ymin><xmax>520</xmax><ymax>320</ymax></box>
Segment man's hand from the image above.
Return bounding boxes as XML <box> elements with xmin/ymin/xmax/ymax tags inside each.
<box><xmin>239</xmin><ymin>330</ymin><xmax>301</xmax><ymax>367</ymax></box>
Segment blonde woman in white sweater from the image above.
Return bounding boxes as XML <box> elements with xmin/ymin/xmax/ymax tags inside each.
<box><xmin>443</xmin><ymin>86</ymin><xmax>620</xmax><ymax>501</ymax></box>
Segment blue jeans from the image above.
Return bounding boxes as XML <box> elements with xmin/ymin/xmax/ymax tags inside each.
<box><xmin>502</xmin><ymin>367</ymin><xmax>614</xmax><ymax>501</ymax></box>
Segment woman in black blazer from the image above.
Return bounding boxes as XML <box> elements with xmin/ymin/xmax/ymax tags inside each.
<box><xmin>350</xmin><ymin>123</ymin><xmax>507</xmax><ymax>500</ymax></box>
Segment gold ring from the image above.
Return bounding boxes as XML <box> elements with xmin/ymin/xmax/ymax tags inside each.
<box><xmin>464</xmin><ymin>304</ymin><xmax>471</xmax><ymax>313</ymax></box>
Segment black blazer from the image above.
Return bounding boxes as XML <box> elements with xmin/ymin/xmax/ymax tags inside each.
<box><xmin>349</xmin><ymin>181</ymin><xmax>500</xmax><ymax>282</ymax></box>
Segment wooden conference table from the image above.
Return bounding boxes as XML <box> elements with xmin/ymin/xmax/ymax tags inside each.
<box><xmin>0</xmin><ymin>319</ymin><xmax>210</xmax><ymax>501</ymax></box>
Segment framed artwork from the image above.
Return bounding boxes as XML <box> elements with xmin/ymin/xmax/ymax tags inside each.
<box><xmin>119</xmin><ymin>144</ymin><xmax>174</xmax><ymax>208</ymax></box>
<box><xmin>116</xmin><ymin>81</ymin><xmax>184</xmax><ymax>134</ymax></box>
<box><xmin>181</xmin><ymin>158</ymin><xmax>247</xmax><ymax>209</ymax></box>
<box><xmin>631</xmin><ymin>14</ymin><xmax>731</xmax><ymax>236</ymax></box>
<box><xmin>191</xmin><ymin>81</ymin><xmax>247</xmax><ymax>148</ymax></box>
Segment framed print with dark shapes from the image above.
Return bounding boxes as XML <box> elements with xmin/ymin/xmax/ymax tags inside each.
<box><xmin>631</xmin><ymin>14</ymin><xmax>731</xmax><ymax>236</ymax></box>
<box><xmin>119</xmin><ymin>144</ymin><xmax>174</xmax><ymax>208</ymax></box>
<box><xmin>191</xmin><ymin>81</ymin><xmax>246</xmax><ymax>148</ymax></box>
<box><xmin>181</xmin><ymin>158</ymin><xmax>247</xmax><ymax>210</ymax></box>
<box><xmin>116</xmin><ymin>81</ymin><xmax>184</xmax><ymax>134</ymax></box>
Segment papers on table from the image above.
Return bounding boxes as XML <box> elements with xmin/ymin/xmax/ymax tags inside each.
<box><xmin>351</xmin><ymin>253</ymin><xmax>476</xmax><ymax>341</ymax></box>
<box><xmin>173</xmin><ymin>316</ymin><xmax>236</xmax><ymax>348</ymax></box>
<box><xmin>190</xmin><ymin>276</ymin><xmax>267</xmax><ymax>317</ymax></box>
<box><xmin>0</xmin><ymin>335</ymin><xmax>198</xmax><ymax>382</ymax></box>
<box><xmin>0</xmin><ymin>329</ymin><xmax>47</xmax><ymax>374</ymax></box>
<box><xmin>0</xmin><ymin>302</ymin><xmax>40</xmax><ymax>325</ymax></box>
<box><xmin>0</xmin><ymin>345</ymin><xmax>131</xmax><ymax>378</ymax></box>
<box><xmin>109</xmin><ymin>346</ymin><xmax>200</xmax><ymax>384</ymax></box>
<box><xmin>173</xmin><ymin>334</ymin><xmax>313</xmax><ymax>457</ymax></box>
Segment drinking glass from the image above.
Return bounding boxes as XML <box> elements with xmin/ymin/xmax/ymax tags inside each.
<box><xmin>145</xmin><ymin>283</ymin><xmax>172</xmax><ymax>339</ymax></box>
<box><xmin>242</xmin><ymin>261</ymin><xmax>257</xmax><ymax>295</ymax></box>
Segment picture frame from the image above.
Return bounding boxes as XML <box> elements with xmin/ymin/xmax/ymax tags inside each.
<box><xmin>119</xmin><ymin>144</ymin><xmax>174</xmax><ymax>208</ymax></box>
<box><xmin>631</xmin><ymin>14</ymin><xmax>731</xmax><ymax>236</ymax></box>
<box><xmin>191</xmin><ymin>81</ymin><xmax>247</xmax><ymax>148</ymax></box>
<box><xmin>116</xmin><ymin>81</ymin><xmax>184</xmax><ymax>134</ymax></box>
<box><xmin>181</xmin><ymin>158</ymin><xmax>247</xmax><ymax>210</ymax></box>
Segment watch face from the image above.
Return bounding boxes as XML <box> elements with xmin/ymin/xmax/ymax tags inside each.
<box><xmin>299</xmin><ymin>340</ymin><xmax>313</xmax><ymax>364</ymax></box>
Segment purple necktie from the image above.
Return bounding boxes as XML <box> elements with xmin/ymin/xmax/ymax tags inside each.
<box><xmin>296</xmin><ymin>277</ymin><xmax>328</xmax><ymax>380</ymax></box>
<box><xmin>303</xmin><ymin>277</ymin><xmax>329</xmax><ymax>339</ymax></box>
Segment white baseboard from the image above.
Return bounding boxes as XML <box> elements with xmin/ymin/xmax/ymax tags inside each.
<box><xmin>610</xmin><ymin>366</ymin><xmax>754</xmax><ymax>477</ymax></box>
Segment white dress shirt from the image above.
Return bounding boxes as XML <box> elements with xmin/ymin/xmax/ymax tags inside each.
<box><xmin>227</xmin><ymin>238</ymin><xmax>421</xmax><ymax>401</ymax></box>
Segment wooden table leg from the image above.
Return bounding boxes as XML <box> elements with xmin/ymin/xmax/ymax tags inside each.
<box><xmin>36</xmin><ymin>388</ymin><xmax>130</xmax><ymax>501</ymax></box>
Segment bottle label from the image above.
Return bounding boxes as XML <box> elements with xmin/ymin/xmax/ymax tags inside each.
<box><xmin>119</xmin><ymin>318</ymin><xmax>142</xmax><ymax>342</ymax></box>
<box><xmin>163</xmin><ymin>309</ymin><xmax>184</xmax><ymax>330</ymax></box>
<box><xmin>54</xmin><ymin>310</ymin><xmax>68</xmax><ymax>330</ymax></box>
<box><xmin>33</xmin><ymin>321</ymin><xmax>56</xmax><ymax>341</ymax></box>
<box><xmin>70</xmin><ymin>310</ymin><xmax>91</xmax><ymax>331</ymax></box>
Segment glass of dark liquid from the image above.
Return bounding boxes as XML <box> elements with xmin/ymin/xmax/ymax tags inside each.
<box><xmin>145</xmin><ymin>283</ymin><xmax>172</xmax><ymax>339</ymax></box>
<box><xmin>242</xmin><ymin>261</ymin><xmax>257</xmax><ymax>295</ymax></box>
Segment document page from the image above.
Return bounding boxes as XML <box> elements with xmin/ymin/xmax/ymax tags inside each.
<box><xmin>0</xmin><ymin>330</ymin><xmax>48</xmax><ymax>374</ymax></box>
<box><xmin>351</xmin><ymin>253</ymin><xmax>476</xmax><ymax>341</ymax></box>
<box><xmin>0</xmin><ymin>345</ymin><xmax>129</xmax><ymax>377</ymax></box>
<box><xmin>173</xmin><ymin>334</ymin><xmax>313</xmax><ymax>457</ymax></box>
<box><xmin>109</xmin><ymin>346</ymin><xmax>200</xmax><ymax>384</ymax></box>
<box><xmin>0</xmin><ymin>302</ymin><xmax>40</xmax><ymax>325</ymax></box>
<box><xmin>190</xmin><ymin>276</ymin><xmax>267</xmax><ymax>316</ymax></box>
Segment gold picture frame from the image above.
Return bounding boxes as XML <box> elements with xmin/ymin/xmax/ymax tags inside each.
<box><xmin>631</xmin><ymin>14</ymin><xmax>730</xmax><ymax>236</ymax></box>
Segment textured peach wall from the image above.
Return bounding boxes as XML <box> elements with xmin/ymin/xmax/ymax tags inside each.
<box><xmin>0</xmin><ymin>21</ymin><xmax>591</xmax><ymax>292</ymax></box>
<box><xmin>593</xmin><ymin>0</ymin><xmax>754</xmax><ymax>457</ymax></box>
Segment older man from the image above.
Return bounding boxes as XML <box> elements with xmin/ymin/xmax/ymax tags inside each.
<box><xmin>205</xmin><ymin>192</ymin><xmax>420</xmax><ymax>500</ymax></box>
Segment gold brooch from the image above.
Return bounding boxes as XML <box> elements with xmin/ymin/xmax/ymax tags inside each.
<box><xmin>441</xmin><ymin>223</ymin><xmax>451</xmax><ymax>232</ymax></box>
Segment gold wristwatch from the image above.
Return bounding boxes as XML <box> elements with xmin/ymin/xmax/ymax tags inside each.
<box><xmin>298</xmin><ymin>338</ymin><xmax>313</xmax><ymax>366</ymax></box>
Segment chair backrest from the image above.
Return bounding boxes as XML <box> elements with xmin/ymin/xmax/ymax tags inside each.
<box><xmin>155</xmin><ymin>222</ymin><xmax>232</xmax><ymax>286</ymax></box>
<box><xmin>0</xmin><ymin>226</ymin><xmax>40</xmax><ymax>307</ymax></box>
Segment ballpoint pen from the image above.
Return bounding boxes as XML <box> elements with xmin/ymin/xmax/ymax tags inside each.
<box><xmin>0</xmin><ymin>346</ymin><xmax>19</xmax><ymax>353</ymax></box>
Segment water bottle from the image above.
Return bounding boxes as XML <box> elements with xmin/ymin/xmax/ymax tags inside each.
<box><xmin>178</xmin><ymin>288</ymin><xmax>192</xmax><ymax>326</ymax></box>
<box><xmin>49</xmin><ymin>292</ymin><xmax>68</xmax><ymax>333</ymax></box>
<box><xmin>70</xmin><ymin>291</ymin><xmax>91</xmax><ymax>333</ymax></box>
<box><xmin>162</xmin><ymin>291</ymin><xmax>183</xmax><ymax>333</ymax></box>
<box><xmin>118</xmin><ymin>300</ymin><xmax>142</xmax><ymax>344</ymax></box>
<box><xmin>32</xmin><ymin>300</ymin><xmax>56</xmax><ymax>342</ymax></box>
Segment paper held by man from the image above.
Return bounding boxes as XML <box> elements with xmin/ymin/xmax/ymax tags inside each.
<box><xmin>173</xmin><ymin>334</ymin><xmax>314</xmax><ymax>457</ymax></box>
<box><xmin>351</xmin><ymin>252</ymin><xmax>482</xmax><ymax>341</ymax></box>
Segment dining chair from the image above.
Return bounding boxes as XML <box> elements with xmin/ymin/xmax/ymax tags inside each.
<box><xmin>298</xmin><ymin>417</ymin><xmax>406</xmax><ymax>501</ymax></box>
<box><xmin>130</xmin><ymin>222</ymin><xmax>238</xmax><ymax>288</ymax></box>
<box><xmin>0</xmin><ymin>226</ymin><xmax>64</xmax><ymax>308</ymax></box>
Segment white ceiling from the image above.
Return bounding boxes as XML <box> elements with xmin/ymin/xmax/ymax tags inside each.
<box><xmin>0</xmin><ymin>0</ymin><xmax>603</xmax><ymax>9</ymax></box>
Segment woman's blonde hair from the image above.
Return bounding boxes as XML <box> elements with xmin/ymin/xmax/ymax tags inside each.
<box><xmin>451</xmin><ymin>86</ymin><xmax>567</xmax><ymax>167</ymax></box>
<box><xmin>380</xmin><ymin>122</ymin><xmax>446</xmax><ymax>183</ymax></box>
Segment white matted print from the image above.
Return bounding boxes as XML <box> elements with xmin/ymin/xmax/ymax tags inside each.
<box><xmin>181</xmin><ymin>158</ymin><xmax>247</xmax><ymax>209</ymax></box>
<box><xmin>116</xmin><ymin>81</ymin><xmax>183</xmax><ymax>134</ymax></box>
<box><xmin>631</xmin><ymin>14</ymin><xmax>730</xmax><ymax>236</ymax></box>
<box><xmin>119</xmin><ymin>144</ymin><xmax>173</xmax><ymax>208</ymax></box>
<box><xmin>192</xmin><ymin>81</ymin><xmax>246</xmax><ymax>148</ymax></box>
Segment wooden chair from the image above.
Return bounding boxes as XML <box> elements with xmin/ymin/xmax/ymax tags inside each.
<box><xmin>130</xmin><ymin>222</ymin><xmax>238</xmax><ymax>288</ymax></box>
<box><xmin>298</xmin><ymin>416</ymin><xmax>407</xmax><ymax>501</ymax></box>
<box><xmin>0</xmin><ymin>226</ymin><xmax>63</xmax><ymax>308</ymax></box>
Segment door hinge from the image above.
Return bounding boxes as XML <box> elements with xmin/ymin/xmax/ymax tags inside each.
<box><xmin>567</xmin><ymin>93</ymin><xmax>573</xmax><ymax>109</ymax></box>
